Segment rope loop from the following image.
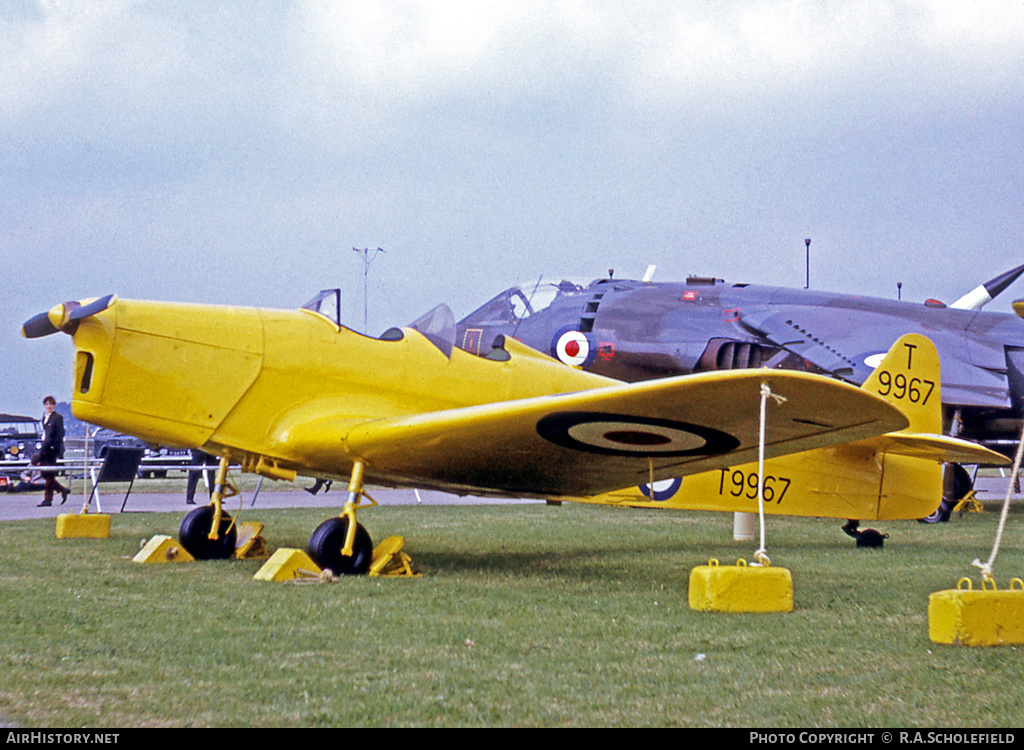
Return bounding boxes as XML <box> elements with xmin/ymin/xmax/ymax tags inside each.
<box><xmin>759</xmin><ymin>382</ymin><xmax>788</xmax><ymax>405</ymax></box>
<box><xmin>971</xmin><ymin>558</ymin><xmax>993</xmax><ymax>582</ymax></box>
<box><xmin>973</xmin><ymin>412</ymin><xmax>1024</xmax><ymax>580</ymax></box>
<box><xmin>755</xmin><ymin>383</ymin><xmax>786</xmax><ymax>562</ymax></box>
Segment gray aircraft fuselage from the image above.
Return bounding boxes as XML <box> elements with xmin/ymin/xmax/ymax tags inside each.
<box><xmin>455</xmin><ymin>276</ymin><xmax>1024</xmax><ymax>457</ymax></box>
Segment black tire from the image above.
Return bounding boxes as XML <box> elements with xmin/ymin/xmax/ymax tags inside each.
<box><xmin>308</xmin><ymin>517</ymin><xmax>373</xmax><ymax>576</ymax></box>
<box><xmin>179</xmin><ymin>505</ymin><xmax>237</xmax><ymax>559</ymax></box>
<box><xmin>920</xmin><ymin>464</ymin><xmax>972</xmax><ymax>524</ymax></box>
<box><xmin>919</xmin><ymin>498</ymin><xmax>955</xmax><ymax>524</ymax></box>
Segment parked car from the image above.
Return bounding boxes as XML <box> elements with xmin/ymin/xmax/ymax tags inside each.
<box><xmin>90</xmin><ymin>428</ymin><xmax>147</xmax><ymax>458</ymax></box>
<box><xmin>0</xmin><ymin>414</ymin><xmax>43</xmax><ymax>490</ymax></box>
<box><xmin>0</xmin><ymin>414</ymin><xmax>41</xmax><ymax>462</ymax></box>
<box><xmin>89</xmin><ymin>428</ymin><xmax>191</xmax><ymax>478</ymax></box>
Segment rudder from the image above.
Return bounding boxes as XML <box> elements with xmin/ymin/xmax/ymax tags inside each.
<box><xmin>860</xmin><ymin>334</ymin><xmax>941</xmax><ymax>434</ymax></box>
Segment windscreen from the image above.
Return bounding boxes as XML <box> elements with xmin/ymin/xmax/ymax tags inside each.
<box><xmin>460</xmin><ymin>280</ymin><xmax>585</xmax><ymax>326</ymax></box>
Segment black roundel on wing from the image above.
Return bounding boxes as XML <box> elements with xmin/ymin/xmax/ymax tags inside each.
<box><xmin>536</xmin><ymin>412</ymin><xmax>740</xmax><ymax>457</ymax></box>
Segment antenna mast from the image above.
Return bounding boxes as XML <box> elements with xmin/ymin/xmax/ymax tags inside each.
<box><xmin>804</xmin><ymin>238</ymin><xmax>811</xmax><ymax>290</ymax></box>
<box><xmin>352</xmin><ymin>247</ymin><xmax>385</xmax><ymax>332</ymax></box>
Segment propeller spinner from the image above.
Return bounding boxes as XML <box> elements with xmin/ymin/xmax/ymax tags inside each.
<box><xmin>21</xmin><ymin>295</ymin><xmax>116</xmax><ymax>338</ymax></box>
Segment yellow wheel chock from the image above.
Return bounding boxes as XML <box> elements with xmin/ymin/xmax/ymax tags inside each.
<box><xmin>368</xmin><ymin>536</ymin><xmax>420</xmax><ymax>577</ymax></box>
<box><xmin>135</xmin><ymin>522</ymin><xmax>266</xmax><ymax>564</ymax></box>
<box><xmin>689</xmin><ymin>558</ymin><xmax>794</xmax><ymax>613</ymax></box>
<box><xmin>928</xmin><ymin>576</ymin><xmax>1024</xmax><ymax>646</ymax></box>
<box><xmin>253</xmin><ymin>548</ymin><xmax>325</xmax><ymax>582</ymax></box>
<box><xmin>254</xmin><ymin>536</ymin><xmax>419</xmax><ymax>582</ymax></box>
<box><xmin>233</xmin><ymin>521</ymin><xmax>270</xmax><ymax>560</ymax></box>
<box><xmin>133</xmin><ymin>534</ymin><xmax>195</xmax><ymax>563</ymax></box>
<box><xmin>952</xmin><ymin>491</ymin><xmax>984</xmax><ymax>516</ymax></box>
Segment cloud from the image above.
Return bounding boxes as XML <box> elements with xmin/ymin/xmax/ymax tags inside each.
<box><xmin>5</xmin><ymin>1</ymin><xmax>1022</xmax><ymax>163</ymax></box>
<box><xmin>281</xmin><ymin>1</ymin><xmax>1024</xmax><ymax>109</ymax></box>
<box><xmin>3</xmin><ymin>0</ymin><xmax>1024</xmax><ymax>414</ymax></box>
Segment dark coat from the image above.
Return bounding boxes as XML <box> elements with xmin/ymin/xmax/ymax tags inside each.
<box><xmin>40</xmin><ymin>411</ymin><xmax>65</xmax><ymax>463</ymax></box>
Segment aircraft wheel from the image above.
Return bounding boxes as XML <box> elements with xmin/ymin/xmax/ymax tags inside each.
<box><xmin>919</xmin><ymin>499</ymin><xmax>955</xmax><ymax>524</ymax></box>
<box><xmin>308</xmin><ymin>517</ymin><xmax>373</xmax><ymax>576</ymax></box>
<box><xmin>179</xmin><ymin>505</ymin><xmax>237</xmax><ymax>559</ymax></box>
<box><xmin>920</xmin><ymin>464</ymin><xmax>972</xmax><ymax>524</ymax></box>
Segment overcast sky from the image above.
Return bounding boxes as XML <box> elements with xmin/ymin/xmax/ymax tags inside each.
<box><xmin>3</xmin><ymin>1</ymin><xmax>1023</xmax><ymax>416</ymax></box>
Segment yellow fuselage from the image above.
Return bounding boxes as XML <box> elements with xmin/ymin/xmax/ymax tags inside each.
<box><xmin>578</xmin><ymin>439</ymin><xmax>940</xmax><ymax>520</ymax></box>
<box><xmin>69</xmin><ymin>299</ymin><xmax>613</xmax><ymax>485</ymax></box>
<box><xmin>66</xmin><ymin>299</ymin><xmax>980</xmax><ymax>521</ymax></box>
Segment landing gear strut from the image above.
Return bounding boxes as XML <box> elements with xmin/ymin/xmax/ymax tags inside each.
<box><xmin>920</xmin><ymin>463</ymin><xmax>973</xmax><ymax>524</ymax></box>
<box><xmin>307</xmin><ymin>460</ymin><xmax>374</xmax><ymax>575</ymax></box>
<box><xmin>179</xmin><ymin>456</ymin><xmax>237</xmax><ymax>559</ymax></box>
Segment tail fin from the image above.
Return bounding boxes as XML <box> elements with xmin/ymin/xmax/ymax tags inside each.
<box><xmin>862</xmin><ymin>334</ymin><xmax>1007</xmax><ymax>519</ymax></box>
<box><xmin>861</xmin><ymin>334</ymin><xmax>941</xmax><ymax>434</ymax></box>
<box><xmin>862</xmin><ymin>334</ymin><xmax>1008</xmax><ymax>466</ymax></box>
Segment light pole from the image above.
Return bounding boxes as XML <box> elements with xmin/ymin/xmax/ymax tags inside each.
<box><xmin>804</xmin><ymin>238</ymin><xmax>811</xmax><ymax>290</ymax></box>
<box><xmin>352</xmin><ymin>247</ymin><xmax>385</xmax><ymax>332</ymax></box>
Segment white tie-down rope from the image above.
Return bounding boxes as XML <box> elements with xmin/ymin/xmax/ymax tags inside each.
<box><xmin>755</xmin><ymin>382</ymin><xmax>787</xmax><ymax>566</ymax></box>
<box><xmin>971</xmin><ymin>416</ymin><xmax>1024</xmax><ymax>583</ymax></box>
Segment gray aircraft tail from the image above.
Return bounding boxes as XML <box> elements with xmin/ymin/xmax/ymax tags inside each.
<box><xmin>950</xmin><ymin>263</ymin><xmax>1024</xmax><ymax>310</ymax></box>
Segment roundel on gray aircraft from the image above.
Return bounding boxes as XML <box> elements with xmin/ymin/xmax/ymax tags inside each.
<box><xmin>550</xmin><ymin>325</ymin><xmax>597</xmax><ymax>367</ymax></box>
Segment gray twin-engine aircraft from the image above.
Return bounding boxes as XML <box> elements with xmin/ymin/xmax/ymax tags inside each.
<box><xmin>455</xmin><ymin>264</ymin><xmax>1024</xmax><ymax>519</ymax></box>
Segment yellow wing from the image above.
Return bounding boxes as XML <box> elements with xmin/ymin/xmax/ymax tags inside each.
<box><xmin>331</xmin><ymin>369</ymin><xmax>907</xmax><ymax>498</ymax></box>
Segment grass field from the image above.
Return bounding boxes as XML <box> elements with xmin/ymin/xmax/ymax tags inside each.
<box><xmin>1</xmin><ymin>501</ymin><xmax>1022</xmax><ymax>727</ymax></box>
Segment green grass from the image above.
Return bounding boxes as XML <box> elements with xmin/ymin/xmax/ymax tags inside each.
<box><xmin>0</xmin><ymin>502</ymin><xmax>1022</xmax><ymax>727</ymax></box>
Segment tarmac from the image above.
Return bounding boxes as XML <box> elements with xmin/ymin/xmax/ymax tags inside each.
<box><xmin>0</xmin><ymin>483</ymin><xmax>540</xmax><ymax>522</ymax></box>
<box><xmin>2</xmin><ymin>474</ymin><xmax>1021</xmax><ymax>523</ymax></box>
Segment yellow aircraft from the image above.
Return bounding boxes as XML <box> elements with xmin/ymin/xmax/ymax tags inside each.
<box><xmin>579</xmin><ymin>332</ymin><xmax>1008</xmax><ymax>541</ymax></box>
<box><xmin>22</xmin><ymin>295</ymin><xmax>1003</xmax><ymax>573</ymax></box>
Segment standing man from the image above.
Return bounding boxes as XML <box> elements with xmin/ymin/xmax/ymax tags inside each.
<box><xmin>37</xmin><ymin>396</ymin><xmax>69</xmax><ymax>506</ymax></box>
<box><xmin>185</xmin><ymin>448</ymin><xmax>218</xmax><ymax>505</ymax></box>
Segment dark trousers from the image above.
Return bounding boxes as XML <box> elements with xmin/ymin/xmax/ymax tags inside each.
<box><xmin>42</xmin><ymin>470</ymin><xmax>67</xmax><ymax>503</ymax></box>
<box><xmin>186</xmin><ymin>467</ymin><xmax>214</xmax><ymax>504</ymax></box>
<box><xmin>186</xmin><ymin>450</ymin><xmax>217</xmax><ymax>504</ymax></box>
<box><xmin>34</xmin><ymin>451</ymin><xmax>66</xmax><ymax>504</ymax></box>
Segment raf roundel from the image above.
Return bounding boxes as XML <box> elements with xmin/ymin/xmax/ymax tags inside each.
<box><xmin>637</xmin><ymin>476</ymin><xmax>683</xmax><ymax>502</ymax></box>
<box><xmin>551</xmin><ymin>327</ymin><xmax>593</xmax><ymax>367</ymax></box>
<box><xmin>536</xmin><ymin>411</ymin><xmax>739</xmax><ymax>457</ymax></box>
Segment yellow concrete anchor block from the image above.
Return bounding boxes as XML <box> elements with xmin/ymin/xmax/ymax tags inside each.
<box><xmin>55</xmin><ymin>513</ymin><xmax>111</xmax><ymax>539</ymax></box>
<box><xmin>689</xmin><ymin>558</ymin><xmax>794</xmax><ymax>613</ymax></box>
<box><xmin>132</xmin><ymin>534</ymin><xmax>195</xmax><ymax>563</ymax></box>
<box><xmin>928</xmin><ymin>577</ymin><xmax>1024</xmax><ymax>646</ymax></box>
<box><xmin>253</xmin><ymin>548</ymin><xmax>324</xmax><ymax>582</ymax></box>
